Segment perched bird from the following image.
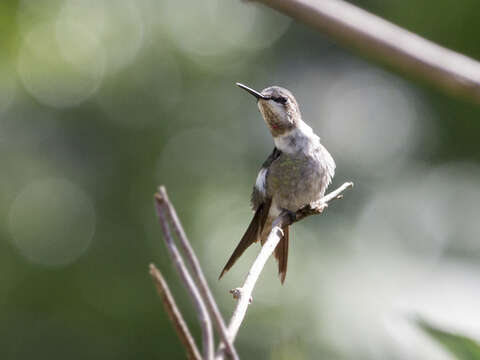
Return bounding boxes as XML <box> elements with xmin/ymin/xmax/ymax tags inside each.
<box><xmin>219</xmin><ymin>83</ymin><xmax>336</xmax><ymax>284</ymax></box>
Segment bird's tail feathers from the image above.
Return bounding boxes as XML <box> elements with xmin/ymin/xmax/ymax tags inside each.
<box><xmin>219</xmin><ymin>199</ymin><xmax>271</xmax><ymax>279</ymax></box>
<box><xmin>260</xmin><ymin>216</ymin><xmax>290</xmax><ymax>285</ymax></box>
<box><xmin>274</xmin><ymin>225</ymin><xmax>289</xmax><ymax>284</ymax></box>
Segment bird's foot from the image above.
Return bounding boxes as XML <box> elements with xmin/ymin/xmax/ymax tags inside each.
<box><xmin>309</xmin><ymin>200</ymin><xmax>328</xmax><ymax>213</ymax></box>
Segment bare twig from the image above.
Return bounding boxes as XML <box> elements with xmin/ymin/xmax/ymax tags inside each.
<box><xmin>291</xmin><ymin>181</ymin><xmax>354</xmax><ymax>224</ymax></box>
<box><xmin>157</xmin><ymin>187</ymin><xmax>239</xmax><ymax>360</ymax></box>
<box><xmin>149</xmin><ymin>264</ymin><xmax>202</xmax><ymax>360</ymax></box>
<box><xmin>216</xmin><ymin>181</ymin><xmax>354</xmax><ymax>359</ymax></box>
<box><xmin>252</xmin><ymin>0</ymin><xmax>480</xmax><ymax>103</ymax></box>
<box><xmin>154</xmin><ymin>194</ymin><xmax>215</xmax><ymax>360</ymax></box>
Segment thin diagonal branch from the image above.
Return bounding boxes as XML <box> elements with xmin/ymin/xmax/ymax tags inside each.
<box><xmin>157</xmin><ymin>187</ymin><xmax>239</xmax><ymax>360</ymax></box>
<box><xmin>216</xmin><ymin>181</ymin><xmax>353</xmax><ymax>359</ymax></box>
<box><xmin>253</xmin><ymin>0</ymin><xmax>480</xmax><ymax>103</ymax></box>
<box><xmin>154</xmin><ymin>194</ymin><xmax>214</xmax><ymax>360</ymax></box>
<box><xmin>149</xmin><ymin>264</ymin><xmax>202</xmax><ymax>360</ymax></box>
<box><xmin>290</xmin><ymin>181</ymin><xmax>354</xmax><ymax>224</ymax></box>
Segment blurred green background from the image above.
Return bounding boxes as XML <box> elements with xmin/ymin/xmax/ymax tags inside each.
<box><xmin>2</xmin><ymin>0</ymin><xmax>480</xmax><ymax>359</ymax></box>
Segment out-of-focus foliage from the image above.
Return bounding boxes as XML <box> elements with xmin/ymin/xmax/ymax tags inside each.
<box><xmin>2</xmin><ymin>0</ymin><xmax>480</xmax><ymax>359</ymax></box>
<box><xmin>419</xmin><ymin>319</ymin><xmax>480</xmax><ymax>360</ymax></box>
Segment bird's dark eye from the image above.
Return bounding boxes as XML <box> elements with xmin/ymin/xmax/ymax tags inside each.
<box><xmin>273</xmin><ymin>96</ymin><xmax>287</xmax><ymax>104</ymax></box>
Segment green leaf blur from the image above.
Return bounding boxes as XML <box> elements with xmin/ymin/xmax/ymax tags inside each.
<box><xmin>419</xmin><ymin>319</ymin><xmax>480</xmax><ymax>360</ymax></box>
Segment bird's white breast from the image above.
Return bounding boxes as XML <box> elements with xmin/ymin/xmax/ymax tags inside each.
<box><xmin>274</xmin><ymin>121</ymin><xmax>320</xmax><ymax>154</ymax></box>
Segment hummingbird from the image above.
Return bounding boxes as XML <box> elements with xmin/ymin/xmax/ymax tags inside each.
<box><xmin>219</xmin><ymin>83</ymin><xmax>336</xmax><ymax>284</ymax></box>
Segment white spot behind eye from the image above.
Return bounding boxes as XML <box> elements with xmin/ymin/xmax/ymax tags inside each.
<box><xmin>8</xmin><ymin>178</ymin><xmax>96</xmax><ymax>267</ymax></box>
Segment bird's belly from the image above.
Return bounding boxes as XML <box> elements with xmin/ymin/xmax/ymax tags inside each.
<box><xmin>267</xmin><ymin>153</ymin><xmax>326</xmax><ymax>211</ymax></box>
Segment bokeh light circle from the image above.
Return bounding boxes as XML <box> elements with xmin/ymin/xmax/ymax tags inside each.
<box><xmin>58</xmin><ymin>0</ymin><xmax>144</xmax><ymax>74</ymax></box>
<box><xmin>96</xmin><ymin>52</ymin><xmax>182</xmax><ymax>128</ymax></box>
<box><xmin>8</xmin><ymin>178</ymin><xmax>96</xmax><ymax>267</ymax></box>
<box><xmin>17</xmin><ymin>22</ymin><xmax>104</xmax><ymax>108</ymax></box>
<box><xmin>354</xmin><ymin>163</ymin><xmax>480</xmax><ymax>257</ymax></box>
<box><xmin>315</xmin><ymin>69</ymin><xmax>421</xmax><ymax>170</ymax></box>
<box><xmin>160</xmin><ymin>0</ymin><xmax>290</xmax><ymax>58</ymax></box>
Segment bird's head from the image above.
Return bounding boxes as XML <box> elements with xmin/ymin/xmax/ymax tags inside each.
<box><xmin>236</xmin><ymin>83</ymin><xmax>301</xmax><ymax>137</ymax></box>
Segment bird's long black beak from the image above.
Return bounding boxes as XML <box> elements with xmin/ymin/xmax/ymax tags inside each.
<box><xmin>236</xmin><ymin>83</ymin><xmax>267</xmax><ymax>100</ymax></box>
